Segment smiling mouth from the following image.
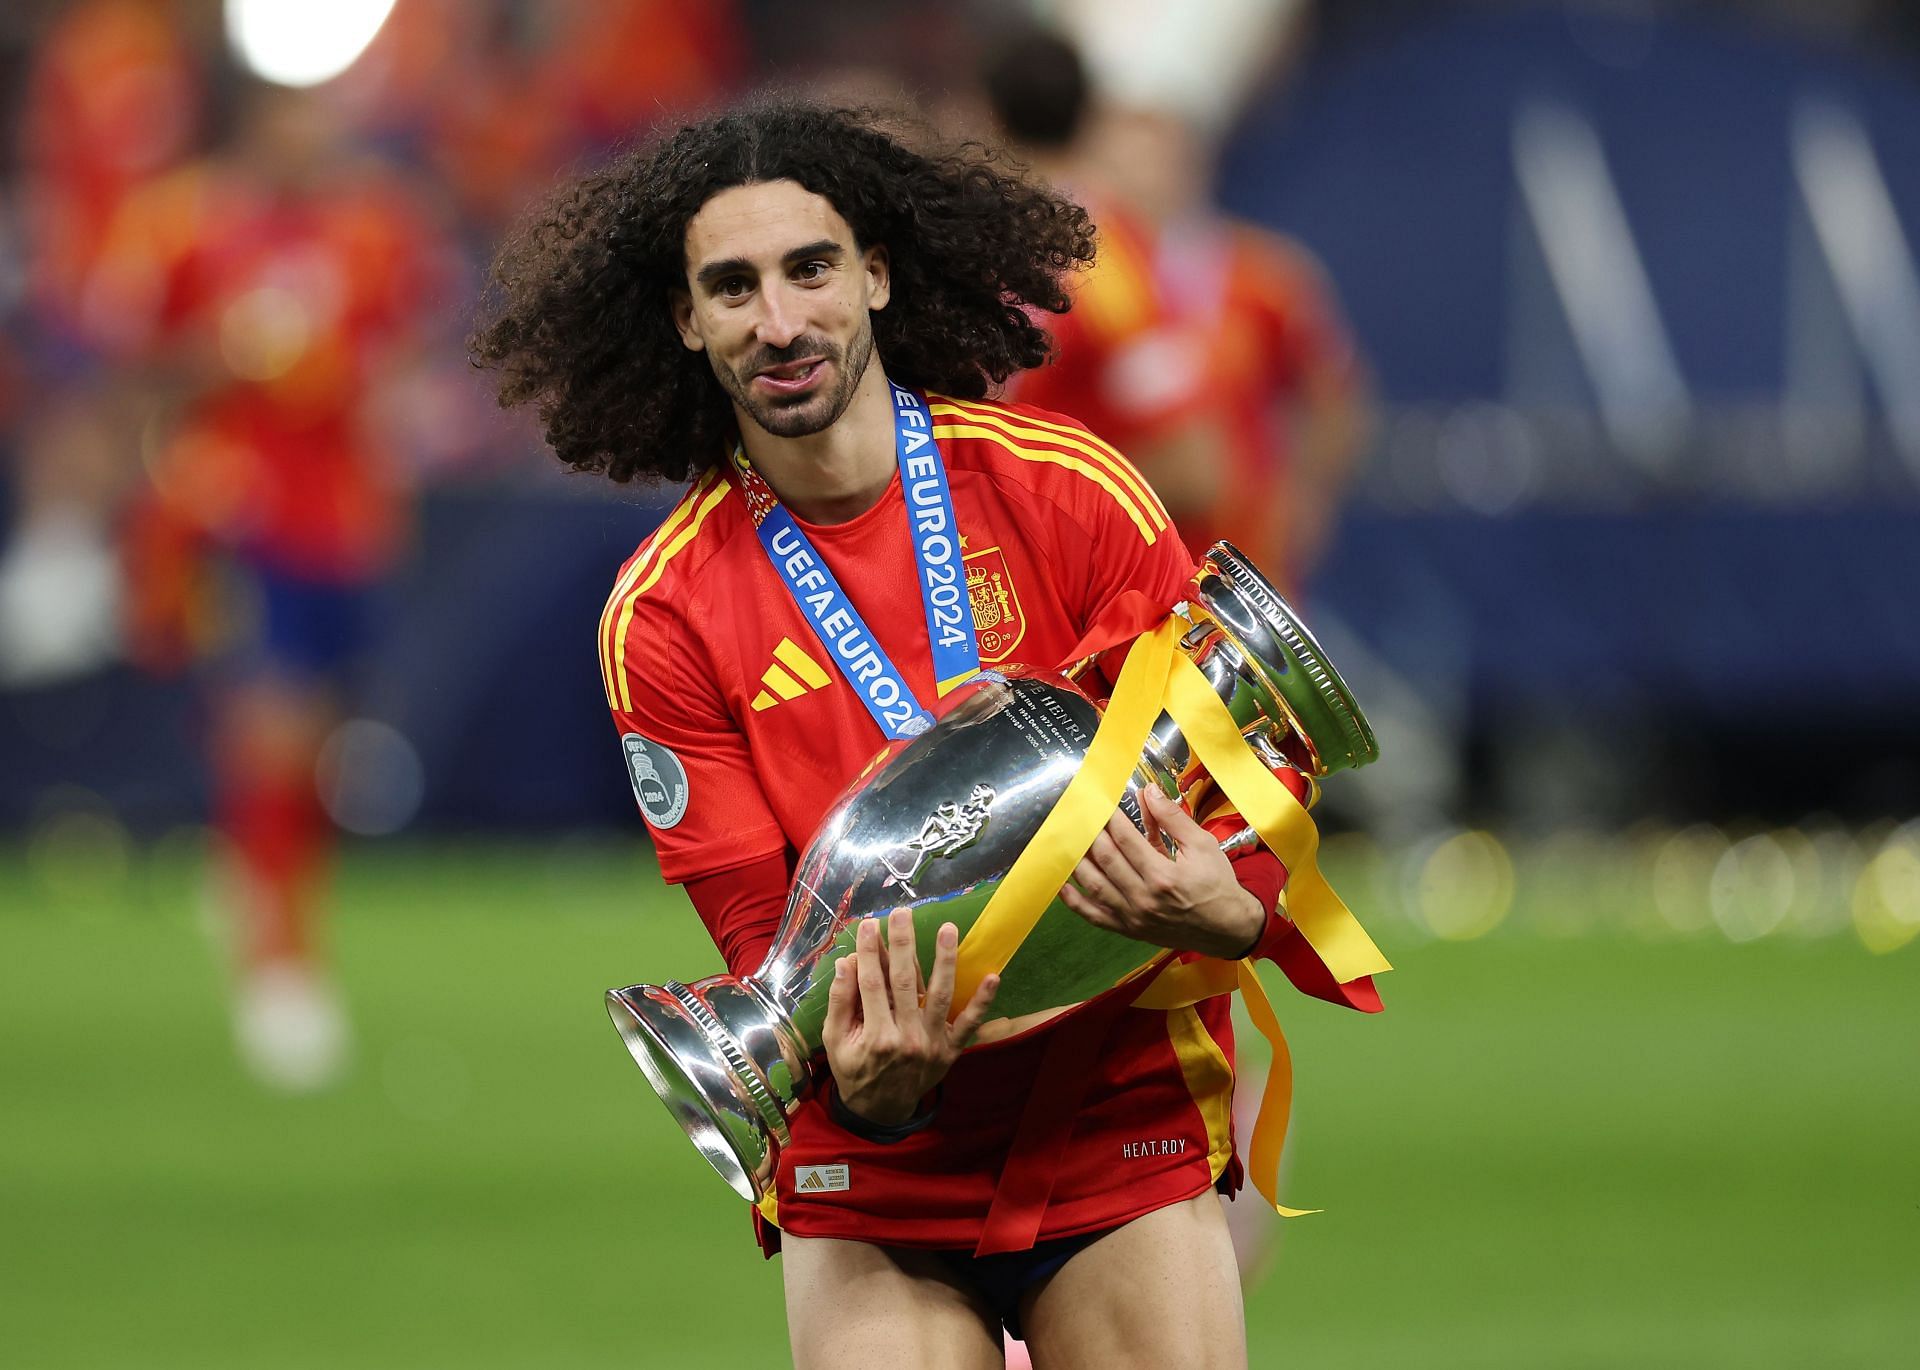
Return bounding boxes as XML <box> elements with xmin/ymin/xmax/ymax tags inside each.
<box><xmin>754</xmin><ymin>357</ymin><xmax>826</xmax><ymax>393</ymax></box>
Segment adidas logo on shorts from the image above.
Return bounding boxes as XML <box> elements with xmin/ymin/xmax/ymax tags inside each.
<box><xmin>794</xmin><ymin>1164</ymin><xmax>851</xmax><ymax>1193</ymax></box>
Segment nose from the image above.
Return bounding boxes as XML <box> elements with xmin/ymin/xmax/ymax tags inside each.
<box><xmin>753</xmin><ymin>282</ymin><xmax>806</xmax><ymax>350</ymax></box>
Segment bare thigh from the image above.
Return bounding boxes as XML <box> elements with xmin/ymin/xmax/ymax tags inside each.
<box><xmin>782</xmin><ymin>1232</ymin><xmax>1006</xmax><ymax>1370</ymax></box>
<box><xmin>1018</xmin><ymin>1191</ymin><xmax>1247</xmax><ymax>1370</ymax></box>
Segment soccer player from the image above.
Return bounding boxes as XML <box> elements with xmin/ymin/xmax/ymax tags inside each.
<box><xmin>105</xmin><ymin>87</ymin><xmax>447</xmax><ymax>1087</ymax></box>
<box><xmin>473</xmin><ymin>99</ymin><xmax>1368</xmax><ymax>1369</ymax></box>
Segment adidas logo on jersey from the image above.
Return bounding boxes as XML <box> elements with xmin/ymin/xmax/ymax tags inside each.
<box><xmin>794</xmin><ymin>1163</ymin><xmax>850</xmax><ymax>1193</ymax></box>
<box><xmin>752</xmin><ymin>637</ymin><xmax>832</xmax><ymax>712</ymax></box>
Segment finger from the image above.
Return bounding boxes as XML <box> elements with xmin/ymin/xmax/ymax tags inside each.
<box><xmin>948</xmin><ymin>971</ymin><xmax>1001</xmax><ymax>1044</ymax></box>
<box><xmin>1059</xmin><ymin>878</ymin><xmax>1124</xmax><ymax>932</ymax></box>
<box><xmin>822</xmin><ymin>955</ymin><xmax>856</xmax><ymax>1048</ymax></box>
<box><xmin>1138</xmin><ymin>788</ymin><xmax>1167</xmax><ymax>849</ymax></box>
<box><xmin>1106</xmin><ymin>802</ymin><xmax>1165</xmax><ymax>868</ymax></box>
<box><xmin>854</xmin><ymin>917</ymin><xmax>893</xmax><ymax>1026</ymax></box>
<box><xmin>1069</xmin><ymin>854</ymin><xmax>1125</xmax><ymax>912</ymax></box>
<box><xmin>923</xmin><ymin>921</ymin><xmax>959</xmax><ymax>1025</ymax></box>
<box><xmin>1145</xmin><ymin>785</ymin><xmax>1212</xmax><ymax>848</ymax></box>
<box><xmin>887</xmin><ymin>907</ymin><xmax>922</xmax><ymax>1015</ymax></box>
<box><xmin>1085</xmin><ymin>819</ymin><xmax>1155</xmax><ymax>907</ymax></box>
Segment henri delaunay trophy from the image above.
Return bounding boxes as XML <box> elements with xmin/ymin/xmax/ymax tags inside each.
<box><xmin>605</xmin><ymin>542</ymin><xmax>1378</xmax><ymax>1200</ymax></box>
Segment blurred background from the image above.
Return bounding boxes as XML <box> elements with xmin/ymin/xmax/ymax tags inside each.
<box><xmin>1</xmin><ymin>1</ymin><xmax>1914</xmax><ymax>1366</ymax></box>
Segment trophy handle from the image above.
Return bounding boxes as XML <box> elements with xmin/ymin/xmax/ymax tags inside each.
<box><xmin>1065</xmin><ymin>542</ymin><xmax>1376</xmax><ymax>778</ymax></box>
<box><xmin>1218</xmin><ymin>825</ymin><xmax>1262</xmax><ymax>859</ymax></box>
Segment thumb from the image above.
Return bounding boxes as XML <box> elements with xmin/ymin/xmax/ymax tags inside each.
<box><xmin>948</xmin><ymin>973</ymin><xmax>1001</xmax><ymax>1046</ymax></box>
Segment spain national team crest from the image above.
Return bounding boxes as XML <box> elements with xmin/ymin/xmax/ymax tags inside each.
<box><xmin>964</xmin><ymin>545</ymin><xmax>1026</xmax><ymax>663</ymax></box>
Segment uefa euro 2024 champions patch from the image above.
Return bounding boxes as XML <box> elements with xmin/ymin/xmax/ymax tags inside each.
<box><xmin>621</xmin><ymin>734</ymin><xmax>689</xmax><ymax>829</ymax></box>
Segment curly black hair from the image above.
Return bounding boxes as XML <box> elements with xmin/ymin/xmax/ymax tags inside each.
<box><xmin>470</xmin><ymin>97</ymin><xmax>1097</xmax><ymax>485</ymax></box>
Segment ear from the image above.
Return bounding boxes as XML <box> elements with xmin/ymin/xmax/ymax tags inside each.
<box><xmin>863</xmin><ymin>245</ymin><xmax>891</xmax><ymax>313</ymax></box>
<box><xmin>670</xmin><ymin>288</ymin><xmax>705</xmax><ymax>353</ymax></box>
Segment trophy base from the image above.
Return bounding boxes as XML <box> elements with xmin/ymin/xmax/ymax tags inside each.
<box><xmin>606</xmin><ymin>978</ymin><xmax>798</xmax><ymax>1203</ymax></box>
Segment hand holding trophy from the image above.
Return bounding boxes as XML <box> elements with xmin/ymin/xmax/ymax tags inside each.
<box><xmin>817</xmin><ymin>913</ymin><xmax>999</xmax><ymax>1128</ymax></box>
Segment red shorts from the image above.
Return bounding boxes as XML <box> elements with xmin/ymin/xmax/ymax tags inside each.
<box><xmin>756</xmin><ymin>995</ymin><xmax>1242</xmax><ymax>1254</ymax></box>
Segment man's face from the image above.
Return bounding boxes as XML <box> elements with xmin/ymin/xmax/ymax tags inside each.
<box><xmin>672</xmin><ymin>180</ymin><xmax>891</xmax><ymax>439</ymax></box>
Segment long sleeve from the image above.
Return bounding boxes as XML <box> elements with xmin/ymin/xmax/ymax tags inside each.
<box><xmin>683</xmin><ymin>851</ymin><xmax>793</xmax><ymax>979</ymax></box>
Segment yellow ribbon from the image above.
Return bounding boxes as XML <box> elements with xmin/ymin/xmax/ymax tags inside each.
<box><xmin>949</xmin><ymin>617</ymin><xmax>1178</xmax><ymax>1005</ymax></box>
<box><xmin>1233</xmin><ymin>960</ymin><xmax>1317</xmax><ymax>1216</ymax></box>
<box><xmin>1127</xmin><ymin>956</ymin><xmax>1237</xmax><ymax>1007</ymax></box>
<box><xmin>1162</xmin><ymin>652</ymin><xmax>1393</xmax><ymax>983</ymax></box>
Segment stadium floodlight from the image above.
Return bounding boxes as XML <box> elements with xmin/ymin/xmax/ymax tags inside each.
<box><xmin>224</xmin><ymin>0</ymin><xmax>397</xmax><ymax>88</ymax></box>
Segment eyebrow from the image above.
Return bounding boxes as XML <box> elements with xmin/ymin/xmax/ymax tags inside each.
<box><xmin>693</xmin><ymin>239</ymin><xmax>845</xmax><ymax>289</ymax></box>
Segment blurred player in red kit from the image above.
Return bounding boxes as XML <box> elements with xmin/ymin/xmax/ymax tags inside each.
<box><xmin>988</xmin><ymin>28</ymin><xmax>1373</xmax><ymax>601</ymax></box>
<box><xmin>101</xmin><ymin>86</ymin><xmax>448</xmax><ymax>1088</ymax></box>
<box><xmin>474</xmin><ymin>98</ymin><xmax>1377</xmax><ymax>1368</ymax></box>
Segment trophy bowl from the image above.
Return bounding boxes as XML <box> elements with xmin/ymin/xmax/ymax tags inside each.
<box><xmin>606</xmin><ymin>541</ymin><xmax>1375</xmax><ymax>1200</ymax></box>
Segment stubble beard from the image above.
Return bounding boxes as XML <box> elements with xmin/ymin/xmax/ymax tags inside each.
<box><xmin>715</xmin><ymin>320</ymin><xmax>876</xmax><ymax>440</ymax></box>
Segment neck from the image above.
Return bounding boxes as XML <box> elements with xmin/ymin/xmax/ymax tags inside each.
<box><xmin>737</xmin><ymin>362</ymin><xmax>897</xmax><ymax>524</ymax></box>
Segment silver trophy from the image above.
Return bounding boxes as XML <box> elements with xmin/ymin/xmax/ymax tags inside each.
<box><xmin>606</xmin><ymin>542</ymin><xmax>1377</xmax><ymax>1201</ymax></box>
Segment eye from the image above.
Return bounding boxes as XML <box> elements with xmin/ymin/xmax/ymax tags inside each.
<box><xmin>794</xmin><ymin>260</ymin><xmax>830</xmax><ymax>283</ymax></box>
<box><xmin>715</xmin><ymin>276</ymin><xmax>751</xmax><ymax>300</ymax></box>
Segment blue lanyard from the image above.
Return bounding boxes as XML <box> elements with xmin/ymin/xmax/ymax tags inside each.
<box><xmin>733</xmin><ymin>383</ymin><xmax>979</xmax><ymax>740</ymax></box>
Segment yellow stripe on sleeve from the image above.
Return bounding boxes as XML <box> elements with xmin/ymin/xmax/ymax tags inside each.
<box><xmin>930</xmin><ymin>422</ymin><xmax>1159</xmax><ymax>545</ymax></box>
<box><xmin>597</xmin><ymin>472</ymin><xmax>715</xmax><ymax>704</ymax></box>
<box><xmin>611</xmin><ymin>477</ymin><xmax>737</xmax><ymax>711</ymax></box>
<box><xmin>932</xmin><ymin>398</ymin><xmax>1170</xmax><ymax>528</ymax></box>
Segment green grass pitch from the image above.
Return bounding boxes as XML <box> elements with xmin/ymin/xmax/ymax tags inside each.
<box><xmin>2</xmin><ymin>839</ymin><xmax>1914</xmax><ymax>1367</ymax></box>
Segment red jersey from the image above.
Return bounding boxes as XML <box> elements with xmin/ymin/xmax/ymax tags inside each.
<box><xmin>1166</xmin><ymin>221</ymin><xmax>1360</xmax><ymax>571</ymax></box>
<box><xmin>1016</xmin><ymin>210</ymin><xmax>1360</xmax><ymax>589</ymax></box>
<box><xmin>601</xmin><ymin>392</ymin><xmax>1244</xmax><ymax>1249</ymax></box>
<box><xmin>1011</xmin><ymin>197</ymin><xmax>1207</xmax><ymax>458</ymax></box>
<box><xmin>103</xmin><ymin>163</ymin><xmax>443</xmax><ymax>582</ymax></box>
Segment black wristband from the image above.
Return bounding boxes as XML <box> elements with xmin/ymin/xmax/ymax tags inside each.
<box><xmin>826</xmin><ymin>1082</ymin><xmax>940</xmax><ymax>1144</ymax></box>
